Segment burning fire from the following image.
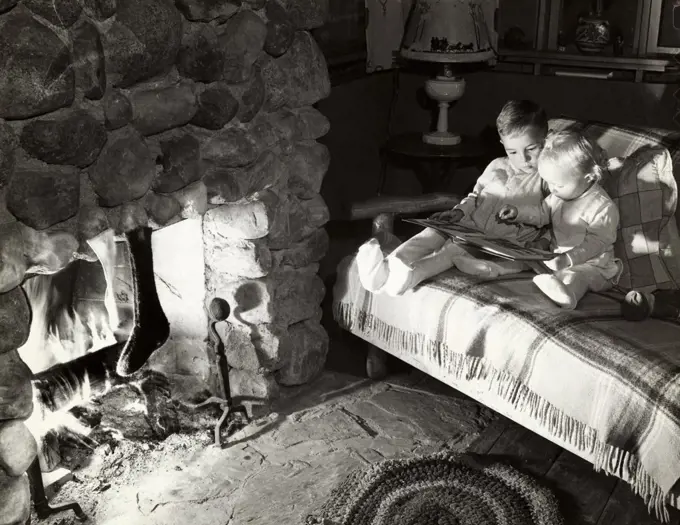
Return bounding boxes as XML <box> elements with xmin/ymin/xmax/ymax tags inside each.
<box><xmin>20</xmin><ymin>229</ymin><xmax>122</xmax><ymax>442</ymax></box>
<box><xmin>25</xmin><ymin>371</ymin><xmax>104</xmax><ymax>443</ymax></box>
<box><xmin>18</xmin><ymin>276</ymin><xmax>118</xmax><ymax>373</ymax></box>
<box><xmin>18</xmin><ymin>229</ymin><xmax>121</xmax><ymax>373</ymax></box>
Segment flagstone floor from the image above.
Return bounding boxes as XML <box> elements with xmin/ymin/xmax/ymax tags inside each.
<box><xmin>35</xmin><ymin>365</ymin><xmax>679</xmax><ymax>525</ymax></box>
<box><xmin>36</xmin><ymin>368</ymin><xmax>496</xmax><ymax>525</ymax></box>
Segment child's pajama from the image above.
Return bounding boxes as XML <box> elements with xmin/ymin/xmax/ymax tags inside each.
<box><xmin>357</xmin><ymin>157</ymin><xmax>547</xmax><ymax>296</ymax></box>
<box><xmin>514</xmin><ymin>183</ymin><xmax>622</xmax><ymax>309</ymax></box>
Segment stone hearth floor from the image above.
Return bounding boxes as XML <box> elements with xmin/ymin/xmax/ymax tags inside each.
<box><xmin>33</xmin><ymin>369</ymin><xmax>496</xmax><ymax>525</ymax></box>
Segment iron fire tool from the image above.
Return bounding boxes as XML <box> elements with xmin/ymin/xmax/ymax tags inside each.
<box><xmin>208</xmin><ymin>297</ymin><xmax>250</xmax><ymax>446</ymax></box>
<box><xmin>28</xmin><ymin>458</ymin><xmax>87</xmax><ymax>521</ymax></box>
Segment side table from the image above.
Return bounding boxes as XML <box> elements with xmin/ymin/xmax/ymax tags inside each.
<box><xmin>378</xmin><ymin>132</ymin><xmax>495</xmax><ymax>195</ymax></box>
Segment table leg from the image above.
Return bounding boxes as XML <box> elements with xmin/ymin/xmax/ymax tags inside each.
<box><xmin>376</xmin><ymin>146</ymin><xmax>389</xmax><ymax>196</ymax></box>
<box><xmin>413</xmin><ymin>158</ymin><xmax>453</xmax><ymax>194</ymax></box>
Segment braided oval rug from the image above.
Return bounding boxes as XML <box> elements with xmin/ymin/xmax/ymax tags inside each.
<box><xmin>306</xmin><ymin>451</ymin><xmax>565</xmax><ymax>525</ymax></box>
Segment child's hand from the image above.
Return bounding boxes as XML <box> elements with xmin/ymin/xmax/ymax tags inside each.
<box><xmin>497</xmin><ymin>205</ymin><xmax>518</xmax><ymax>223</ymax></box>
<box><xmin>429</xmin><ymin>208</ymin><xmax>464</xmax><ymax>223</ymax></box>
<box><xmin>545</xmin><ymin>254</ymin><xmax>570</xmax><ymax>272</ymax></box>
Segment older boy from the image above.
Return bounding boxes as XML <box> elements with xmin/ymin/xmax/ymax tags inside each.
<box><xmin>357</xmin><ymin>100</ymin><xmax>550</xmax><ymax>296</ymax></box>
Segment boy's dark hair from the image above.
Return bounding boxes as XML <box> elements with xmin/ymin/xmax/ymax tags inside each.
<box><xmin>496</xmin><ymin>100</ymin><xmax>549</xmax><ymax>138</ymax></box>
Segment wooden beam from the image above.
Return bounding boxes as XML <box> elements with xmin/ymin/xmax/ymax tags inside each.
<box><xmin>347</xmin><ymin>193</ymin><xmax>461</xmax><ymax>221</ymax></box>
<box><xmin>499</xmin><ymin>50</ymin><xmax>671</xmax><ymax>72</ymax></box>
<box><xmin>546</xmin><ymin>0</ymin><xmax>562</xmax><ymax>50</ymax></box>
<box><xmin>535</xmin><ymin>0</ymin><xmax>551</xmax><ymax>51</ymax></box>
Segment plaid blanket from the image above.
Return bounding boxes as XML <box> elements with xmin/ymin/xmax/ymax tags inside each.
<box><xmin>333</xmin><ymin>257</ymin><xmax>680</xmax><ymax>521</ymax></box>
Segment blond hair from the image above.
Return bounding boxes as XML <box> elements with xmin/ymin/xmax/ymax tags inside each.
<box><xmin>538</xmin><ymin>130</ymin><xmax>609</xmax><ymax>183</ymax></box>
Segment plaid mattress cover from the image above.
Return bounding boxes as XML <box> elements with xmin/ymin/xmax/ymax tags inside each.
<box><xmin>333</xmin><ymin>258</ymin><xmax>680</xmax><ymax>518</ymax></box>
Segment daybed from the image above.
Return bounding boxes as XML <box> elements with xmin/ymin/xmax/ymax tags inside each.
<box><xmin>332</xmin><ymin>117</ymin><xmax>680</xmax><ymax>521</ymax></box>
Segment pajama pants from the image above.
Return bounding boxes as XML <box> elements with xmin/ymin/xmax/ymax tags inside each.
<box><xmin>361</xmin><ymin>227</ymin><xmax>527</xmax><ymax>296</ymax></box>
<box><xmin>548</xmin><ymin>259</ymin><xmax>623</xmax><ymax>302</ymax></box>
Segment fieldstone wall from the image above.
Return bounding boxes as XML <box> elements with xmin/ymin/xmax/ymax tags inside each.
<box><xmin>0</xmin><ymin>320</ymin><xmax>34</xmax><ymax>525</ymax></box>
<box><xmin>0</xmin><ymin>0</ymin><xmax>331</xmax><ymax>520</ymax></box>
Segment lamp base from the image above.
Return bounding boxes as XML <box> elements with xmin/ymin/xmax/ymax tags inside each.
<box><xmin>422</xmin><ymin>70</ymin><xmax>466</xmax><ymax>146</ymax></box>
<box><xmin>423</xmin><ymin>131</ymin><xmax>462</xmax><ymax>146</ymax></box>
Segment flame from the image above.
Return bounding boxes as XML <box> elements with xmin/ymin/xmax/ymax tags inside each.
<box><xmin>18</xmin><ymin>276</ymin><xmax>118</xmax><ymax>374</ymax></box>
<box><xmin>19</xmin><ymin>229</ymin><xmax>122</xmax><ymax>443</ymax></box>
<box><xmin>18</xmin><ymin>229</ymin><xmax>120</xmax><ymax>374</ymax></box>
<box><xmin>87</xmin><ymin>227</ymin><xmax>120</xmax><ymax>331</ymax></box>
<box><xmin>24</xmin><ymin>370</ymin><xmax>99</xmax><ymax>442</ymax></box>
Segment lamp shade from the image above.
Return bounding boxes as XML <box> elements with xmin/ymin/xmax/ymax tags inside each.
<box><xmin>400</xmin><ymin>0</ymin><xmax>496</xmax><ymax>63</ymax></box>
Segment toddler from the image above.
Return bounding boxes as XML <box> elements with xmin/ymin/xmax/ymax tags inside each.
<box><xmin>498</xmin><ymin>131</ymin><xmax>622</xmax><ymax>310</ymax></box>
<box><xmin>357</xmin><ymin>99</ymin><xmax>549</xmax><ymax>296</ymax></box>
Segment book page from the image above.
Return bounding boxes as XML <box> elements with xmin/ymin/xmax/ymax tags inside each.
<box><xmin>405</xmin><ymin>218</ymin><xmax>486</xmax><ymax>238</ymax></box>
<box><xmin>404</xmin><ymin>218</ymin><xmax>555</xmax><ymax>262</ymax></box>
<box><xmin>467</xmin><ymin>237</ymin><xmax>554</xmax><ymax>261</ymax></box>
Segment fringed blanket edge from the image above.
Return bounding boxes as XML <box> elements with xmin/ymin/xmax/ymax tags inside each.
<box><xmin>333</xmin><ymin>300</ymin><xmax>673</xmax><ymax>523</ymax></box>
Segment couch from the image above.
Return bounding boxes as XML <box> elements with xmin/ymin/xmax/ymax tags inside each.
<box><xmin>332</xmin><ymin>118</ymin><xmax>680</xmax><ymax>521</ymax></box>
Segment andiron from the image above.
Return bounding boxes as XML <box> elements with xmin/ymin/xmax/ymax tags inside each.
<box><xmin>208</xmin><ymin>297</ymin><xmax>250</xmax><ymax>447</ymax></box>
<box><xmin>28</xmin><ymin>458</ymin><xmax>87</xmax><ymax>521</ymax></box>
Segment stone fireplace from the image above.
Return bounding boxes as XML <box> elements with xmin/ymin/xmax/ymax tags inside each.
<box><xmin>0</xmin><ymin>0</ymin><xmax>331</xmax><ymax>522</ymax></box>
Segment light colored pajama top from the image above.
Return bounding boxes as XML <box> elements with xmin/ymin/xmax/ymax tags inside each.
<box><xmin>455</xmin><ymin>157</ymin><xmax>546</xmax><ymax>245</ymax></box>
<box><xmin>515</xmin><ymin>182</ymin><xmax>620</xmax><ymax>271</ymax></box>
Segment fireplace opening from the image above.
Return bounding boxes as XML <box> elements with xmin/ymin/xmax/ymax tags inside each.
<box><xmin>12</xmin><ymin>223</ymin><xmax>249</xmax><ymax>520</ymax></box>
<box><xmin>17</xmin><ymin>229</ymin><xmax>156</xmax><ymax>472</ymax></box>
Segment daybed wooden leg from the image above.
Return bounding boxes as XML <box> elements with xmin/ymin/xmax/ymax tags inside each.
<box><xmin>366</xmin><ymin>346</ymin><xmax>388</xmax><ymax>380</ymax></box>
<box><xmin>365</xmin><ymin>214</ymin><xmax>392</xmax><ymax>381</ymax></box>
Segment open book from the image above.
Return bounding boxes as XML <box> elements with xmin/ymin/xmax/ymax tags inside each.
<box><xmin>404</xmin><ymin>218</ymin><xmax>555</xmax><ymax>262</ymax></box>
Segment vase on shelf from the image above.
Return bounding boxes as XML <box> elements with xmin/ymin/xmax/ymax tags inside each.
<box><xmin>574</xmin><ymin>0</ymin><xmax>610</xmax><ymax>55</ymax></box>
